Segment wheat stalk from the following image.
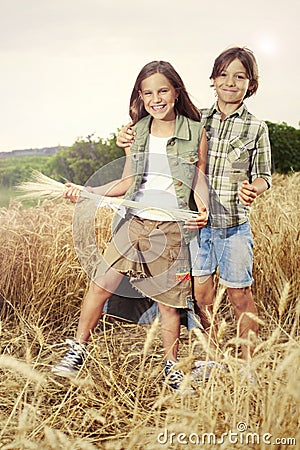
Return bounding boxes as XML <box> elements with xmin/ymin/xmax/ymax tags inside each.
<box><xmin>17</xmin><ymin>170</ymin><xmax>66</xmax><ymax>200</ymax></box>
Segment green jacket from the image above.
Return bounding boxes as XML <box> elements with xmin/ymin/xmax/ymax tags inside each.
<box><xmin>113</xmin><ymin>114</ymin><xmax>204</xmax><ymax>242</ymax></box>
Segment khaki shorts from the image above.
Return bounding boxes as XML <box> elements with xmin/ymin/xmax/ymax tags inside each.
<box><xmin>95</xmin><ymin>215</ymin><xmax>192</xmax><ymax>308</ymax></box>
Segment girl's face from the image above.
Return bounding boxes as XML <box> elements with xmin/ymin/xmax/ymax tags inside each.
<box><xmin>213</xmin><ymin>58</ymin><xmax>252</xmax><ymax>107</ymax></box>
<box><xmin>139</xmin><ymin>73</ymin><xmax>178</xmax><ymax>121</ymax></box>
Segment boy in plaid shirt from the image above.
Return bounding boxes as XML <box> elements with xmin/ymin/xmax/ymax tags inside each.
<box><xmin>191</xmin><ymin>47</ymin><xmax>271</xmax><ymax>363</ymax></box>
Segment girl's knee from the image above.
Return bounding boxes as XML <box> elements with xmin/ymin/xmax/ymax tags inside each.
<box><xmin>158</xmin><ymin>304</ymin><xmax>179</xmax><ymax>317</ymax></box>
<box><xmin>89</xmin><ymin>279</ymin><xmax>111</xmax><ymax>296</ymax></box>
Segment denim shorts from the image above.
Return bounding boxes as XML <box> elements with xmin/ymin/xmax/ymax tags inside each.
<box><xmin>190</xmin><ymin>221</ymin><xmax>254</xmax><ymax>288</ymax></box>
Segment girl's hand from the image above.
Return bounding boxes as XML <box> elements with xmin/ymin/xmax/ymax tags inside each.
<box><xmin>116</xmin><ymin>124</ymin><xmax>135</xmax><ymax>148</ymax></box>
<box><xmin>238</xmin><ymin>181</ymin><xmax>258</xmax><ymax>206</ymax></box>
<box><xmin>184</xmin><ymin>206</ymin><xmax>208</xmax><ymax>230</ymax></box>
<box><xmin>63</xmin><ymin>182</ymin><xmax>84</xmax><ymax>203</ymax></box>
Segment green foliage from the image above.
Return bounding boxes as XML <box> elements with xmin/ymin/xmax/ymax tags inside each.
<box><xmin>0</xmin><ymin>155</ymin><xmax>51</xmax><ymax>187</ymax></box>
<box><xmin>46</xmin><ymin>134</ymin><xmax>124</xmax><ymax>184</ymax></box>
<box><xmin>0</xmin><ymin>134</ymin><xmax>124</xmax><ymax>189</ymax></box>
<box><xmin>266</xmin><ymin>121</ymin><xmax>300</xmax><ymax>173</ymax></box>
<box><xmin>1</xmin><ymin>122</ymin><xmax>299</xmax><ymax>194</ymax></box>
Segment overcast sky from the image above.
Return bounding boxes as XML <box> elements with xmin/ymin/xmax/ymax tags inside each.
<box><xmin>1</xmin><ymin>0</ymin><xmax>299</xmax><ymax>152</ymax></box>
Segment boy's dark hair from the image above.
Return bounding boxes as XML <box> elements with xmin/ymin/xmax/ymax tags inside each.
<box><xmin>129</xmin><ymin>61</ymin><xmax>201</xmax><ymax>124</ymax></box>
<box><xmin>210</xmin><ymin>47</ymin><xmax>259</xmax><ymax>99</ymax></box>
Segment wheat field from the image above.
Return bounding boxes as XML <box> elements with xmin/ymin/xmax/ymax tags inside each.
<box><xmin>0</xmin><ymin>174</ymin><xmax>299</xmax><ymax>449</ymax></box>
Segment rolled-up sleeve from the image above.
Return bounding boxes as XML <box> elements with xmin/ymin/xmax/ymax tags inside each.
<box><xmin>251</xmin><ymin>121</ymin><xmax>272</xmax><ymax>188</ymax></box>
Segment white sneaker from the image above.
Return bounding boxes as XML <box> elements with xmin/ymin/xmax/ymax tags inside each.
<box><xmin>191</xmin><ymin>360</ymin><xmax>225</xmax><ymax>381</ymax></box>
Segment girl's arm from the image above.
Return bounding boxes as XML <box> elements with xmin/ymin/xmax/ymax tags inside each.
<box><xmin>184</xmin><ymin>129</ymin><xmax>209</xmax><ymax>230</ymax></box>
<box><xmin>64</xmin><ymin>147</ymin><xmax>134</xmax><ymax>202</ymax></box>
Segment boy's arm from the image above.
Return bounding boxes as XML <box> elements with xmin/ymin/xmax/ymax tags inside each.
<box><xmin>238</xmin><ymin>122</ymin><xmax>272</xmax><ymax>206</ymax></box>
<box><xmin>116</xmin><ymin>124</ymin><xmax>135</xmax><ymax>148</ymax></box>
<box><xmin>238</xmin><ymin>178</ymin><xmax>268</xmax><ymax>206</ymax></box>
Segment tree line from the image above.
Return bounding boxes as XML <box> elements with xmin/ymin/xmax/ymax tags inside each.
<box><xmin>0</xmin><ymin>122</ymin><xmax>299</xmax><ymax>189</ymax></box>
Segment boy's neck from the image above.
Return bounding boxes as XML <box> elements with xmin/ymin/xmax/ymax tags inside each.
<box><xmin>150</xmin><ymin>118</ymin><xmax>176</xmax><ymax>137</ymax></box>
<box><xmin>217</xmin><ymin>100</ymin><xmax>243</xmax><ymax>120</ymax></box>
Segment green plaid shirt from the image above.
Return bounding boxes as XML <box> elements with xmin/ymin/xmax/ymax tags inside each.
<box><xmin>201</xmin><ymin>103</ymin><xmax>272</xmax><ymax>228</ymax></box>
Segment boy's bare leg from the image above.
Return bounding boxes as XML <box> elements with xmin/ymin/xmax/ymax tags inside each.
<box><xmin>227</xmin><ymin>287</ymin><xmax>258</xmax><ymax>360</ymax></box>
<box><xmin>193</xmin><ymin>275</ymin><xmax>219</xmax><ymax>356</ymax></box>
<box><xmin>76</xmin><ymin>270</ymin><xmax>123</xmax><ymax>344</ymax></box>
<box><xmin>157</xmin><ymin>303</ymin><xmax>181</xmax><ymax>362</ymax></box>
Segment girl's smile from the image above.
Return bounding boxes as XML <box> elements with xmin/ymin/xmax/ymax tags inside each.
<box><xmin>139</xmin><ymin>72</ymin><xmax>178</xmax><ymax>122</ymax></box>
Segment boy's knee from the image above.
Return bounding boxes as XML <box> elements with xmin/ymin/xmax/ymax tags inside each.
<box><xmin>227</xmin><ymin>287</ymin><xmax>253</xmax><ymax>311</ymax></box>
<box><xmin>194</xmin><ymin>277</ymin><xmax>214</xmax><ymax>307</ymax></box>
<box><xmin>194</xmin><ymin>289</ymin><xmax>210</xmax><ymax>306</ymax></box>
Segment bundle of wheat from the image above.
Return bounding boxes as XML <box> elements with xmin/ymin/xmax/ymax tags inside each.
<box><xmin>17</xmin><ymin>171</ymin><xmax>198</xmax><ymax>220</ymax></box>
<box><xmin>17</xmin><ymin>170</ymin><xmax>67</xmax><ymax>200</ymax></box>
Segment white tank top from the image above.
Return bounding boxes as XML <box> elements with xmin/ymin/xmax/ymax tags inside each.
<box><xmin>132</xmin><ymin>134</ymin><xmax>179</xmax><ymax>221</ymax></box>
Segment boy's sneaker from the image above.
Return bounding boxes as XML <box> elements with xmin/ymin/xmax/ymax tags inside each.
<box><xmin>52</xmin><ymin>339</ymin><xmax>86</xmax><ymax>379</ymax></box>
<box><xmin>191</xmin><ymin>360</ymin><xmax>225</xmax><ymax>382</ymax></box>
<box><xmin>164</xmin><ymin>360</ymin><xmax>194</xmax><ymax>394</ymax></box>
<box><xmin>238</xmin><ymin>365</ymin><xmax>256</xmax><ymax>386</ymax></box>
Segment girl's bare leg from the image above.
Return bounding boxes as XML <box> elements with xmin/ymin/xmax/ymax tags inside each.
<box><xmin>157</xmin><ymin>303</ymin><xmax>181</xmax><ymax>361</ymax></box>
<box><xmin>76</xmin><ymin>269</ymin><xmax>123</xmax><ymax>343</ymax></box>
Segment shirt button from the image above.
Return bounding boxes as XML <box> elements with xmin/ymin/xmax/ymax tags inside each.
<box><xmin>190</xmin><ymin>157</ymin><xmax>195</xmax><ymax>162</ymax></box>
<box><xmin>177</xmin><ymin>181</ymin><xmax>183</xmax><ymax>186</ymax></box>
<box><xmin>170</xmin><ymin>140</ymin><xmax>175</xmax><ymax>146</ymax></box>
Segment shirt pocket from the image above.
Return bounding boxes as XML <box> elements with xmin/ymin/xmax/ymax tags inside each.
<box><xmin>130</xmin><ymin>151</ymin><xmax>145</xmax><ymax>174</ymax></box>
<box><xmin>177</xmin><ymin>150</ymin><xmax>199</xmax><ymax>181</ymax></box>
<box><xmin>227</xmin><ymin>137</ymin><xmax>255</xmax><ymax>163</ymax></box>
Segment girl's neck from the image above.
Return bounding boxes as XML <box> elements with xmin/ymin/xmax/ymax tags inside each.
<box><xmin>150</xmin><ymin>118</ymin><xmax>176</xmax><ymax>137</ymax></box>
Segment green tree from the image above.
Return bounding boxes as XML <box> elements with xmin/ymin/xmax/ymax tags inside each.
<box><xmin>266</xmin><ymin>121</ymin><xmax>300</xmax><ymax>173</ymax></box>
<box><xmin>46</xmin><ymin>134</ymin><xmax>124</xmax><ymax>184</ymax></box>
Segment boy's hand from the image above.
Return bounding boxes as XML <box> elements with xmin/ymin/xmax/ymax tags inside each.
<box><xmin>116</xmin><ymin>124</ymin><xmax>135</xmax><ymax>148</ymax></box>
<box><xmin>184</xmin><ymin>206</ymin><xmax>208</xmax><ymax>230</ymax></box>
<box><xmin>238</xmin><ymin>181</ymin><xmax>258</xmax><ymax>206</ymax></box>
<box><xmin>63</xmin><ymin>182</ymin><xmax>84</xmax><ymax>203</ymax></box>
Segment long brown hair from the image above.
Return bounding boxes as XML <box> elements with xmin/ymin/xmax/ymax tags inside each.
<box><xmin>129</xmin><ymin>61</ymin><xmax>200</xmax><ymax>125</ymax></box>
<box><xmin>210</xmin><ymin>47</ymin><xmax>259</xmax><ymax>99</ymax></box>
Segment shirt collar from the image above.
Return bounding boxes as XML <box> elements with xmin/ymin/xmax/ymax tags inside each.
<box><xmin>206</xmin><ymin>102</ymin><xmax>248</xmax><ymax>119</ymax></box>
<box><xmin>173</xmin><ymin>114</ymin><xmax>191</xmax><ymax>140</ymax></box>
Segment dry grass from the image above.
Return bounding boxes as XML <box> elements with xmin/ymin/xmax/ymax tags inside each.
<box><xmin>0</xmin><ymin>174</ymin><xmax>299</xmax><ymax>449</ymax></box>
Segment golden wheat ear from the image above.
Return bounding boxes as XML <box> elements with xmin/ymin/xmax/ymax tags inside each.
<box><xmin>16</xmin><ymin>170</ymin><xmax>67</xmax><ymax>200</ymax></box>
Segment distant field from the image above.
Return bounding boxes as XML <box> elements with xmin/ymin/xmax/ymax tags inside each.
<box><xmin>0</xmin><ymin>186</ymin><xmax>37</xmax><ymax>208</ymax></box>
<box><xmin>0</xmin><ymin>186</ymin><xmax>15</xmax><ymax>208</ymax></box>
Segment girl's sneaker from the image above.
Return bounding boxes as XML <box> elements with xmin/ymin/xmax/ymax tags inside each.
<box><xmin>52</xmin><ymin>339</ymin><xmax>86</xmax><ymax>378</ymax></box>
<box><xmin>164</xmin><ymin>360</ymin><xmax>194</xmax><ymax>394</ymax></box>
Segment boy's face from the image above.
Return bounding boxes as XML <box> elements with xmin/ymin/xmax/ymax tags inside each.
<box><xmin>212</xmin><ymin>58</ymin><xmax>252</xmax><ymax>109</ymax></box>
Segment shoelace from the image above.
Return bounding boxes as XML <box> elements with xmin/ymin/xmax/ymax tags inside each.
<box><xmin>63</xmin><ymin>339</ymin><xmax>86</xmax><ymax>365</ymax></box>
<box><xmin>164</xmin><ymin>361</ymin><xmax>184</xmax><ymax>386</ymax></box>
